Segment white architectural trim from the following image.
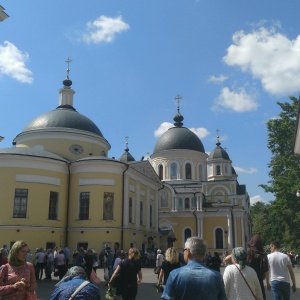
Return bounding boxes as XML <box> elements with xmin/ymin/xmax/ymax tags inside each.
<box><xmin>79</xmin><ymin>178</ymin><xmax>115</xmax><ymax>186</ymax></box>
<box><xmin>16</xmin><ymin>174</ymin><xmax>61</xmax><ymax>186</ymax></box>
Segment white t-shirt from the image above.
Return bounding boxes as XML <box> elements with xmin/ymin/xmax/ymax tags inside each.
<box><xmin>268</xmin><ymin>251</ymin><xmax>291</xmax><ymax>283</ymax></box>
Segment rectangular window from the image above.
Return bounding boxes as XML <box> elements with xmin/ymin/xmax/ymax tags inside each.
<box><xmin>160</xmin><ymin>190</ymin><xmax>169</xmax><ymax>208</ymax></box>
<box><xmin>13</xmin><ymin>189</ymin><xmax>28</xmax><ymax>218</ymax></box>
<box><xmin>79</xmin><ymin>192</ymin><xmax>90</xmax><ymax>220</ymax></box>
<box><xmin>48</xmin><ymin>191</ymin><xmax>58</xmax><ymax>220</ymax></box>
<box><xmin>150</xmin><ymin>205</ymin><xmax>153</xmax><ymax>227</ymax></box>
<box><xmin>129</xmin><ymin>197</ymin><xmax>133</xmax><ymax>223</ymax></box>
<box><xmin>103</xmin><ymin>192</ymin><xmax>114</xmax><ymax>220</ymax></box>
<box><xmin>140</xmin><ymin>201</ymin><xmax>143</xmax><ymax>225</ymax></box>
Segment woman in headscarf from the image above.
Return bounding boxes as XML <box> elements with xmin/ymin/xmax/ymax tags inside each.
<box><xmin>49</xmin><ymin>266</ymin><xmax>100</xmax><ymax>300</ymax></box>
<box><xmin>247</xmin><ymin>234</ymin><xmax>269</xmax><ymax>300</ymax></box>
<box><xmin>223</xmin><ymin>247</ymin><xmax>263</xmax><ymax>300</ymax></box>
<box><xmin>0</xmin><ymin>240</ymin><xmax>37</xmax><ymax>299</ymax></box>
<box><xmin>108</xmin><ymin>248</ymin><xmax>142</xmax><ymax>300</ymax></box>
<box><xmin>158</xmin><ymin>247</ymin><xmax>181</xmax><ymax>285</ymax></box>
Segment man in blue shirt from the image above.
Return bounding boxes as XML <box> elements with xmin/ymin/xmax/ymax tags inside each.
<box><xmin>162</xmin><ymin>237</ymin><xmax>226</xmax><ymax>300</ymax></box>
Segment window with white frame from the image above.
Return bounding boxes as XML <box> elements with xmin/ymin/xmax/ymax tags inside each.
<box><xmin>171</xmin><ymin>163</ymin><xmax>177</xmax><ymax>179</ymax></box>
<box><xmin>13</xmin><ymin>189</ymin><xmax>28</xmax><ymax>218</ymax></box>
<box><xmin>150</xmin><ymin>205</ymin><xmax>153</xmax><ymax>227</ymax></box>
<box><xmin>215</xmin><ymin>228</ymin><xmax>224</xmax><ymax>249</ymax></box>
<box><xmin>185</xmin><ymin>163</ymin><xmax>192</xmax><ymax>179</ymax></box>
<box><xmin>140</xmin><ymin>201</ymin><xmax>144</xmax><ymax>225</ymax></box>
<box><xmin>129</xmin><ymin>197</ymin><xmax>134</xmax><ymax>223</ymax></box>
<box><xmin>79</xmin><ymin>192</ymin><xmax>90</xmax><ymax>220</ymax></box>
<box><xmin>103</xmin><ymin>192</ymin><xmax>114</xmax><ymax>220</ymax></box>
<box><xmin>158</xmin><ymin>165</ymin><xmax>163</xmax><ymax>180</ymax></box>
<box><xmin>199</xmin><ymin>164</ymin><xmax>203</xmax><ymax>181</ymax></box>
<box><xmin>48</xmin><ymin>191</ymin><xmax>58</xmax><ymax>220</ymax></box>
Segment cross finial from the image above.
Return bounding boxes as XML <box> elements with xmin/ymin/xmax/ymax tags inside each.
<box><xmin>65</xmin><ymin>57</ymin><xmax>72</xmax><ymax>79</ymax></box>
<box><xmin>216</xmin><ymin>129</ymin><xmax>220</xmax><ymax>145</ymax></box>
<box><xmin>174</xmin><ymin>94</ymin><xmax>182</xmax><ymax>112</ymax></box>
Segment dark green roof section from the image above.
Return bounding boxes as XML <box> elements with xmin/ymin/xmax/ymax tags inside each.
<box><xmin>23</xmin><ymin>106</ymin><xmax>103</xmax><ymax>137</ymax></box>
<box><xmin>153</xmin><ymin>127</ymin><xmax>205</xmax><ymax>153</ymax></box>
<box><xmin>208</xmin><ymin>145</ymin><xmax>230</xmax><ymax>160</ymax></box>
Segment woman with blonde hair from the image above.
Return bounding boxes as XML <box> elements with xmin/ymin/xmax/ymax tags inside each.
<box><xmin>0</xmin><ymin>240</ymin><xmax>37</xmax><ymax>299</ymax></box>
<box><xmin>158</xmin><ymin>247</ymin><xmax>181</xmax><ymax>285</ymax></box>
<box><xmin>108</xmin><ymin>248</ymin><xmax>142</xmax><ymax>300</ymax></box>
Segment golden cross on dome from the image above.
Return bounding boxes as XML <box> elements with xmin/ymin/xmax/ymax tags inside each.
<box><xmin>174</xmin><ymin>94</ymin><xmax>182</xmax><ymax>111</ymax></box>
<box><xmin>65</xmin><ymin>57</ymin><xmax>72</xmax><ymax>79</ymax></box>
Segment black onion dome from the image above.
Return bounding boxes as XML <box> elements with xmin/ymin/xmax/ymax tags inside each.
<box><xmin>154</xmin><ymin>127</ymin><xmax>205</xmax><ymax>153</ymax></box>
<box><xmin>208</xmin><ymin>142</ymin><xmax>230</xmax><ymax>160</ymax></box>
<box><xmin>153</xmin><ymin>108</ymin><xmax>205</xmax><ymax>154</ymax></box>
<box><xmin>119</xmin><ymin>149</ymin><xmax>135</xmax><ymax>162</ymax></box>
<box><xmin>22</xmin><ymin>105</ymin><xmax>103</xmax><ymax>137</ymax></box>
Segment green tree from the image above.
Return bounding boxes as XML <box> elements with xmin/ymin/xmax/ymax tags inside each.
<box><xmin>260</xmin><ymin>96</ymin><xmax>300</xmax><ymax>251</ymax></box>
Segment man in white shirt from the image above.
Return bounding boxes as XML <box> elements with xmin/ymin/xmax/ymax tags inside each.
<box><xmin>266</xmin><ymin>241</ymin><xmax>296</xmax><ymax>299</ymax></box>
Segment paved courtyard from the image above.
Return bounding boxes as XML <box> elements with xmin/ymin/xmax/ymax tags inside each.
<box><xmin>36</xmin><ymin>267</ymin><xmax>300</xmax><ymax>299</ymax></box>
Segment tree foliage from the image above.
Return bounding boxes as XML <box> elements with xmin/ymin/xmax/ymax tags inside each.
<box><xmin>258</xmin><ymin>96</ymin><xmax>300</xmax><ymax>251</ymax></box>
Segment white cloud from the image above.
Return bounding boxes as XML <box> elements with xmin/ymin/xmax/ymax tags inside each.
<box><xmin>212</xmin><ymin>87</ymin><xmax>258</xmax><ymax>112</ymax></box>
<box><xmin>223</xmin><ymin>26</ymin><xmax>300</xmax><ymax>96</ymax></box>
<box><xmin>154</xmin><ymin>122</ymin><xmax>210</xmax><ymax>139</ymax></box>
<box><xmin>189</xmin><ymin>127</ymin><xmax>210</xmax><ymax>139</ymax></box>
<box><xmin>0</xmin><ymin>41</ymin><xmax>33</xmax><ymax>83</ymax></box>
<box><xmin>250</xmin><ymin>195</ymin><xmax>264</xmax><ymax>205</ymax></box>
<box><xmin>82</xmin><ymin>15</ymin><xmax>130</xmax><ymax>44</ymax></box>
<box><xmin>208</xmin><ymin>74</ymin><xmax>228</xmax><ymax>84</ymax></box>
<box><xmin>234</xmin><ymin>166</ymin><xmax>257</xmax><ymax>174</ymax></box>
<box><xmin>154</xmin><ymin>122</ymin><xmax>173</xmax><ymax>137</ymax></box>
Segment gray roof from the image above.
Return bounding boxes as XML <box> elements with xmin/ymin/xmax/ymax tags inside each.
<box><xmin>153</xmin><ymin>127</ymin><xmax>205</xmax><ymax>154</ymax></box>
<box><xmin>119</xmin><ymin>149</ymin><xmax>135</xmax><ymax>163</ymax></box>
<box><xmin>208</xmin><ymin>143</ymin><xmax>230</xmax><ymax>160</ymax></box>
<box><xmin>22</xmin><ymin>105</ymin><xmax>103</xmax><ymax>137</ymax></box>
<box><xmin>0</xmin><ymin>147</ymin><xmax>68</xmax><ymax>162</ymax></box>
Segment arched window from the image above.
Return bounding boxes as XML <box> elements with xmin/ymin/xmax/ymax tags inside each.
<box><xmin>185</xmin><ymin>163</ymin><xmax>191</xmax><ymax>179</ymax></box>
<box><xmin>215</xmin><ymin>228</ymin><xmax>223</xmax><ymax>249</ymax></box>
<box><xmin>171</xmin><ymin>163</ymin><xmax>177</xmax><ymax>179</ymax></box>
<box><xmin>216</xmin><ymin>165</ymin><xmax>221</xmax><ymax>175</ymax></box>
<box><xmin>158</xmin><ymin>165</ymin><xmax>163</xmax><ymax>180</ymax></box>
<box><xmin>199</xmin><ymin>164</ymin><xmax>203</xmax><ymax>181</ymax></box>
<box><xmin>184</xmin><ymin>228</ymin><xmax>192</xmax><ymax>242</ymax></box>
<box><xmin>184</xmin><ymin>198</ymin><xmax>190</xmax><ymax>209</ymax></box>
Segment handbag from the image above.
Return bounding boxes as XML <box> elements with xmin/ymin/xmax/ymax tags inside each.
<box><xmin>154</xmin><ymin>266</ymin><xmax>161</xmax><ymax>274</ymax></box>
<box><xmin>90</xmin><ymin>269</ymin><xmax>101</xmax><ymax>284</ymax></box>
<box><xmin>234</xmin><ymin>264</ymin><xmax>257</xmax><ymax>300</ymax></box>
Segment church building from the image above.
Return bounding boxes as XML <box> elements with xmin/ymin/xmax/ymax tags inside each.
<box><xmin>0</xmin><ymin>65</ymin><xmax>251</xmax><ymax>253</ymax></box>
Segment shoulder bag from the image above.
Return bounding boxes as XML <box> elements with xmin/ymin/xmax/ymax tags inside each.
<box><xmin>234</xmin><ymin>264</ymin><xmax>257</xmax><ymax>300</ymax></box>
<box><xmin>69</xmin><ymin>280</ymin><xmax>90</xmax><ymax>300</ymax></box>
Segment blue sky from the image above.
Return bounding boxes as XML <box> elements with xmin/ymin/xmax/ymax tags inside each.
<box><xmin>1</xmin><ymin>0</ymin><xmax>300</xmax><ymax>205</ymax></box>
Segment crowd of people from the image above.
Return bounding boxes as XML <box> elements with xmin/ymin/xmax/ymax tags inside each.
<box><xmin>0</xmin><ymin>236</ymin><xmax>298</xmax><ymax>299</ymax></box>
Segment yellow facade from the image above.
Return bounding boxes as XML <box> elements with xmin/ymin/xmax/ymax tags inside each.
<box><xmin>0</xmin><ymin>74</ymin><xmax>251</xmax><ymax>256</ymax></box>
